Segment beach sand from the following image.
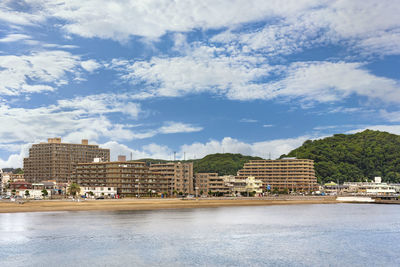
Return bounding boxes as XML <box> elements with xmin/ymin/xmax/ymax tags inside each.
<box><xmin>0</xmin><ymin>196</ymin><xmax>337</xmax><ymax>213</ymax></box>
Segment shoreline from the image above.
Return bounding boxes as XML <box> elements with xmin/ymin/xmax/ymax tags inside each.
<box><xmin>0</xmin><ymin>197</ymin><xmax>338</xmax><ymax>214</ymax></box>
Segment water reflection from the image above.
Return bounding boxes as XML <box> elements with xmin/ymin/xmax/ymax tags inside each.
<box><xmin>0</xmin><ymin>204</ymin><xmax>399</xmax><ymax>266</ymax></box>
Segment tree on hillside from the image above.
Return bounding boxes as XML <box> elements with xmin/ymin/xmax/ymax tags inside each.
<box><xmin>281</xmin><ymin>130</ymin><xmax>400</xmax><ymax>184</ymax></box>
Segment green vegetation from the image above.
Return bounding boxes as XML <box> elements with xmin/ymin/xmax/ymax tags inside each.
<box><xmin>193</xmin><ymin>153</ymin><xmax>262</xmax><ymax>175</ymax></box>
<box><xmin>67</xmin><ymin>183</ymin><xmax>81</xmax><ymax>197</ymax></box>
<box><xmin>41</xmin><ymin>189</ymin><xmax>48</xmax><ymax>198</ymax></box>
<box><xmin>281</xmin><ymin>130</ymin><xmax>400</xmax><ymax>184</ymax></box>
<box><xmin>137</xmin><ymin>153</ymin><xmax>262</xmax><ymax>176</ymax></box>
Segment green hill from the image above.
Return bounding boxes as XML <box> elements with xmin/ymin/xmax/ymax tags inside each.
<box><xmin>280</xmin><ymin>130</ymin><xmax>400</xmax><ymax>184</ymax></box>
<box><xmin>137</xmin><ymin>153</ymin><xmax>262</xmax><ymax>176</ymax></box>
<box><xmin>193</xmin><ymin>153</ymin><xmax>262</xmax><ymax>175</ymax></box>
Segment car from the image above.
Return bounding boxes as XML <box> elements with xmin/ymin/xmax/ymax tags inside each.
<box><xmin>96</xmin><ymin>196</ymin><xmax>105</xmax><ymax>199</ymax></box>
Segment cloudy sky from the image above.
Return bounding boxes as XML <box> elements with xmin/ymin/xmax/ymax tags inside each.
<box><xmin>0</xmin><ymin>0</ymin><xmax>400</xmax><ymax>167</ymax></box>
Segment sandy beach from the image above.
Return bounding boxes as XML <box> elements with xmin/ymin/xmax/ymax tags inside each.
<box><xmin>0</xmin><ymin>196</ymin><xmax>337</xmax><ymax>213</ymax></box>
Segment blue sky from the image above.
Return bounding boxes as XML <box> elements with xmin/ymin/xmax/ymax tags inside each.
<box><xmin>1</xmin><ymin>0</ymin><xmax>400</xmax><ymax>167</ymax></box>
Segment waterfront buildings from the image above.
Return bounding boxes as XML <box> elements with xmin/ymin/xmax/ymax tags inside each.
<box><xmin>80</xmin><ymin>186</ymin><xmax>118</xmax><ymax>198</ymax></box>
<box><xmin>194</xmin><ymin>173</ymin><xmax>231</xmax><ymax>195</ymax></box>
<box><xmin>233</xmin><ymin>176</ymin><xmax>263</xmax><ymax>196</ymax></box>
<box><xmin>0</xmin><ymin>169</ymin><xmax>2</xmax><ymax>195</ymax></box>
<box><xmin>237</xmin><ymin>158</ymin><xmax>318</xmax><ymax>192</ymax></box>
<box><xmin>149</xmin><ymin>162</ymin><xmax>194</xmax><ymax>195</ymax></box>
<box><xmin>73</xmin><ymin>160</ymin><xmax>195</xmax><ymax>197</ymax></box>
<box><xmin>23</xmin><ymin>138</ymin><xmax>110</xmax><ymax>183</ymax></box>
<box><xmin>73</xmin><ymin>160</ymin><xmax>164</xmax><ymax>197</ymax></box>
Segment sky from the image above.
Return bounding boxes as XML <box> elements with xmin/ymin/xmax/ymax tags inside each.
<box><xmin>0</xmin><ymin>0</ymin><xmax>400</xmax><ymax>168</ymax></box>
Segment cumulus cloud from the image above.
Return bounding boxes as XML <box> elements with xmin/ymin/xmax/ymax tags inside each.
<box><xmin>80</xmin><ymin>59</ymin><xmax>102</xmax><ymax>72</ymax></box>
<box><xmin>102</xmin><ymin>135</ymin><xmax>311</xmax><ymax>164</ymax></box>
<box><xmin>0</xmin><ymin>0</ymin><xmax>319</xmax><ymax>41</ymax></box>
<box><xmin>346</xmin><ymin>125</ymin><xmax>400</xmax><ymax>135</ymax></box>
<box><xmin>1</xmin><ymin>0</ymin><xmax>398</xmax><ymax>56</ymax></box>
<box><xmin>0</xmin><ymin>50</ymin><xmax>95</xmax><ymax>96</ymax></box>
<box><xmin>112</xmin><ymin>46</ymin><xmax>400</xmax><ymax>104</ymax></box>
<box><xmin>212</xmin><ymin>0</ymin><xmax>400</xmax><ymax>56</ymax></box>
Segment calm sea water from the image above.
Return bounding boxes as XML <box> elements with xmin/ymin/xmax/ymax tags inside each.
<box><xmin>0</xmin><ymin>204</ymin><xmax>399</xmax><ymax>266</ymax></box>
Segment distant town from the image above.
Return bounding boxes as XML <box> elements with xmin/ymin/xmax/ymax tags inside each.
<box><xmin>1</xmin><ymin>137</ymin><xmax>399</xmax><ymax>201</ymax></box>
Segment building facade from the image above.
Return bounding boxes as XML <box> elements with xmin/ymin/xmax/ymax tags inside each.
<box><xmin>194</xmin><ymin>173</ymin><xmax>231</xmax><ymax>196</ymax></box>
<box><xmin>24</xmin><ymin>138</ymin><xmax>110</xmax><ymax>183</ymax></box>
<box><xmin>73</xmin><ymin>161</ymin><xmax>168</xmax><ymax>197</ymax></box>
<box><xmin>149</xmin><ymin>162</ymin><xmax>194</xmax><ymax>195</ymax></box>
<box><xmin>237</xmin><ymin>158</ymin><xmax>318</xmax><ymax>192</ymax></box>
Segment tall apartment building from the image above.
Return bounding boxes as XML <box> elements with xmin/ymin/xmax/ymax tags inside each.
<box><xmin>24</xmin><ymin>138</ymin><xmax>110</xmax><ymax>183</ymax></box>
<box><xmin>150</xmin><ymin>162</ymin><xmax>194</xmax><ymax>195</ymax></box>
<box><xmin>237</xmin><ymin>158</ymin><xmax>318</xmax><ymax>192</ymax></box>
<box><xmin>73</xmin><ymin>161</ymin><xmax>168</xmax><ymax>197</ymax></box>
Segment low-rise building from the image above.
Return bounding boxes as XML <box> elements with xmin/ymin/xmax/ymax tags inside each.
<box><xmin>81</xmin><ymin>186</ymin><xmax>117</xmax><ymax>198</ymax></box>
<box><xmin>343</xmin><ymin>177</ymin><xmax>396</xmax><ymax>196</ymax></box>
<box><xmin>9</xmin><ymin>181</ymin><xmax>32</xmax><ymax>191</ymax></box>
<box><xmin>232</xmin><ymin>176</ymin><xmax>263</xmax><ymax>196</ymax></box>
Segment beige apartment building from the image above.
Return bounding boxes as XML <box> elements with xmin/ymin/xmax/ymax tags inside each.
<box><xmin>24</xmin><ymin>138</ymin><xmax>110</xmax><ymax>183</ymax></box>
<box><xmin>149</xmin><ymin>162</ymin><xmax>194</xmax><ymax>195</ymax></box>
<box><xmin>237</xmin><ymin>158</ymin><xmax>318</xmax><ymax>192</ymax></box>
<box><xmin>194</xmin><ymin>173</ymin><xmax>231</xmax><ymax>196</ymax></box>
<box><xmin>73</xmin><ymin>161</ymin><xmax>168</xmax><ymax>197</ymax></box>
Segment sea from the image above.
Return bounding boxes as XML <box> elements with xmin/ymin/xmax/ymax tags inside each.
<box><xmin>0</xmin><ymin>204</ymin><xmax>399</xmax><ymax>266</ymax></box>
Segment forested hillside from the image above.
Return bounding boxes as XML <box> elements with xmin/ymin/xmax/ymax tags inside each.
<box><xmin>193</xmin><ymin>153</ymin><xmax>262</xmax><ymax>175</ymax></box>
<box><xmin>138</xmin><ymin>153</ymin><xmax>262</xmax><ymax>176</ymax></box>
<box><xmin>281</xmin><ymin>130</ymin><xmax>400</xmax><ymax>184</ymax></box>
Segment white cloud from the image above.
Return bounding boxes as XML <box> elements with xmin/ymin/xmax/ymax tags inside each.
<box><xmin>0</xmin><ymin>50</ymin><xmax>94</xmax><ymax>96</ymax></box>
<box><xmin>380</xmin><ymin>110</ymin><xmax>400</xmax><ymax>122</ymax></box>
<box><xmin>3</xmin><ymin>0</ymin><xmax>319</xmax><ymax>41</ymax></box>
<box><xmin>0</xmin><ymin>143</ymin><xmax>32</xmax><ymax>168</ymax></box>
<box><xmin>267</xmin><ymin>61</ymin><xmax>400</xmax><ymax>104</ymax></box>
<box><xmin>212</xmin><ymin>0</ymin><xmax>400</xmax><ymax>56</ymax></box>
<box><xmin>240</xmin><ymin>119</ymin><xmax>258</xmax><ymax>123</ymax></box>
<box><xmin>57</xmin><ymin>93</ymin><xmax>141</xmax><ymax>118</ymax></box>
<box><xmin>112</xmin><ymin>46</ymin><xmax>400</xmax><ymax>104</ymax></box>
<box><xmin>0</xmin><ymin>33</ymin><xmax>31</xmax><ymax>42</ymax></box>
<box><xmin>101</xmin><ymin>141</ymin><xmax>173</xmax><ymax>161</ymax></box>
<box><xmin>80</xmin><ymin>59</ymin><xmax>101</xmax><ymax>72</ymax></box>
<box><xmin>0</xmin><ymin>1</ymin><xmax>45</xmax><ymax>26</ymax></box>
<box><xmin>102</xmin><ymin>135</ymin><xmax>311</xmax><ymax>164</ymax></box>
<box><xmin>2</xmin><ymin>1</ymin><xmax>398</xmax><ymax>56</ymax></box>
<box><xmin>263</xmin><ymin>124</ymin><xmax>274</xmax><ymax>128</ymax></box>
<box><xmin>0</xmin><ymin>93</ymin><xmax>145</xmax><ymax>148</ymax></box>
<box><xmin>347</xmin><ymin>125</ymin><xmax>400</xmax><ymax>135</ymax></box>
<box><xmin>110</xmin><ymin>44</ymin><xmax>276</xmax><ymax>98</ymax></box>
<box><xmin>158</xmin><ymin>121</ymin><xmax>203</xmax><ymax>134</ymax></box>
